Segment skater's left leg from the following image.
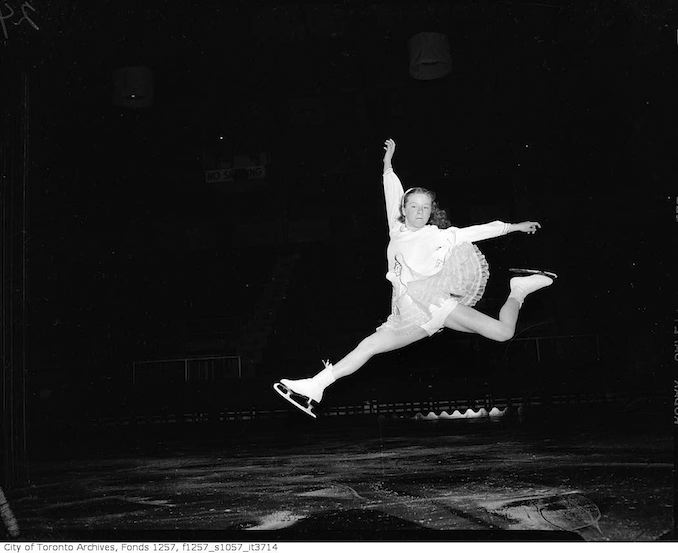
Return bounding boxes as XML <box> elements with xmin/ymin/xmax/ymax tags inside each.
<box><xmin>443</xmin><ymin>300</ymin><xmax>519</xmax><ymax>342</ymax></box>
<box><xmin>444</xmin><ymin>273</ymin><xmax>553</xmax><ymax>341</ymax></box>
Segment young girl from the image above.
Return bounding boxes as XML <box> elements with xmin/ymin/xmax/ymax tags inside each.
<box><xmin>274</xmin><ymin>138</ymin><xmax>556</xmax><ymax>418</ymax></box>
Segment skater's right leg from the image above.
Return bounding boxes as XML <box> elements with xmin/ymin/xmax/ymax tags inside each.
<box><xmin>331</xmin><ymin>327</ymin><xmax>428</xmax><ymax>379</ymax></box>
<box><xmin>279</xmin><ymin>327</ymin><xmax>427</xmax><ymax>403</ymax></box>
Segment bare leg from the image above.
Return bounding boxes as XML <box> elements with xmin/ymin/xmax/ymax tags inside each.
<box><xmin>329</xmin><ymin>327</ymin><xmax>429</xmax><ymax>379</ymax></box>
<box><xmin>445</xmin><ymin>273</ymin><xmax>554</xmax><ymax>341</ymax></box>
<box><xmin>444</xmin><ymin>298</ymin><xmax>520</xmax><ymax>342</ymax></box>
<box><xmin>279</xmin><ymin>327</ymin><xmax>428</xmax><ymax>403</ymax></box>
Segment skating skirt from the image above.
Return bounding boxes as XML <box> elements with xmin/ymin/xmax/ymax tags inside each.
<box><xmin>376</xmin><ymin>242</ymin><xmax>489</xmax><ymax>337</ymax></box>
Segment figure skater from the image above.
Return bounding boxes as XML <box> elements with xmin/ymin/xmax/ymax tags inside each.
<box><xmin>274</xmin><ymin>138</ymin><xmax>556</xmax><ymax>418</ymax></box>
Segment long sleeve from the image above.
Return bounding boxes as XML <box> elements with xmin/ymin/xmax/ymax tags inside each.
<box><xmin>383</xmin><ymin>168</ymin><xmax>404</xmax><ymax>230</ymax></box>
<box><xmin>452</xmin><ymin>220</ymin><xmax>510</xmax><ymax>243</ymax></box>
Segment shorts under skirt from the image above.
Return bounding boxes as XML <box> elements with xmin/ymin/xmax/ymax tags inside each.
<box><xmin>376</xmin><ymin>242</ymin><xmax>490</xmax><ymax>337</ymax></box>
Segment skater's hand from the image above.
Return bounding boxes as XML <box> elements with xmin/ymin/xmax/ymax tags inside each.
<box><xmin>383</xmin><ymin>138</ymin><xmax>396</xmax><ymax>167</ymax></box>
<box><xmin>515</xmin><ymin>221</ymin><xmax>541</xmax><ymax>235</ymax></box>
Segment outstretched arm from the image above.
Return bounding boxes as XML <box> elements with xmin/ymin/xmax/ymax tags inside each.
<box><xmin>382</xmin><ymin>138</ymin><xmax>403</xmax><ymax>230</ymax></box>
<box><xmin>511</xmin><ymin>221</ymin><xmax>542</xmax><ymax>235</ymax></box>
<box><xmin>454</xmin><ymin>221</ymin><xmax>542</xmax><ymax>243</ymax></box>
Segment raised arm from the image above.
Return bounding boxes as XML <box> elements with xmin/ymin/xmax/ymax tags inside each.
<box><xmin>382</xmin><ymin>138</ymin><xmax>403</xmax><ymax>230</ymax></box>
<box><xmin>453</xmin><ymin>220</ymin><xmax>542</xmax><ymax>243</ymax></box>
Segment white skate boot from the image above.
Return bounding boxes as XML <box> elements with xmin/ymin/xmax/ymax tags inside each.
<box><xmin>509</xmin><ymin>270</ymin><xmax>556</xmax><ymax>305</ymax></box>
<box><xmin>273</xmin><ymin>361</ymin><xmax>334</xmax><ymax>419</ymax></box>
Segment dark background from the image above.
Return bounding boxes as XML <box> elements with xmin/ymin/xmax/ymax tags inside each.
<box><xmin>1</xmin><ymin>0</ymin><xmax>676</xmax><ymax>479</ymax></box>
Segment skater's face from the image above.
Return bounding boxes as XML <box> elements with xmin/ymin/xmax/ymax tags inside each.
<box><xmin>403</xmin><ymin>193</ymin><xmax>432</xmax><ymax>230</ymax></box>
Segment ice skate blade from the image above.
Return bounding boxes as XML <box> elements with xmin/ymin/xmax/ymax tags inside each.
<box><xmin>509</xmin><ymin>268</ymin><xmax>558</xmax><ymax>280</ymax></box>
<box><xmin>273</xmin><ymin>382</ymin><xmax>317</xmax><ymax>419</ymax></box>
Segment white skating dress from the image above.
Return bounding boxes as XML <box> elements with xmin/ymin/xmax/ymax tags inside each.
<box><xmin>377</xmin><ymin>168</ymin><xmax>511</xmax><ymax>336</ymax></box>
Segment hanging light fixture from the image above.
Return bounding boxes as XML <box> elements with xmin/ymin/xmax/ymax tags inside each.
<box><xmin>112</xmin><ymin>66</ymin><xmax>154</xmax><ymax>108</ymax></box>
<box><xmin>407</xmin><ymin>32</ymin><xmax>452</xmax><ymax>80</ymax></box>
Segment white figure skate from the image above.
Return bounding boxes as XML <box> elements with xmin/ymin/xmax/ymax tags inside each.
<box><xmin>509</xmin><ymin>271</ymin><xmax>556</xmax><ymax>303</ymax></box>
<box><xmin>273</xmin><ymin>378</ymin><xmax>322</xmax><ymax>419</ymax></box>
<box><xmin>509</xmin><ymin>268</ymin><xmax>558</xmax><ymax>280</ymax></box>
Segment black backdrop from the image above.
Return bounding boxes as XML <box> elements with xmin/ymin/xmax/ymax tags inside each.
<box><xmin>0</xmin><ymin>0</ymin><xmax>676</xmax><ymax>486</ymax></box>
